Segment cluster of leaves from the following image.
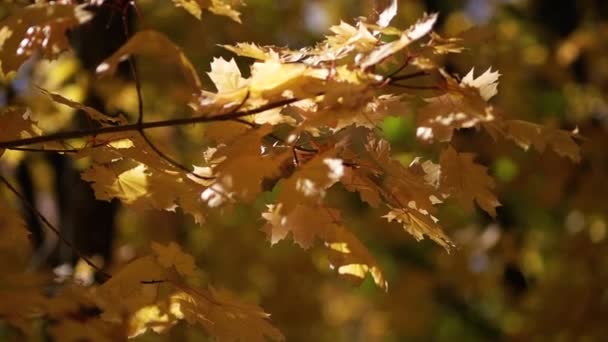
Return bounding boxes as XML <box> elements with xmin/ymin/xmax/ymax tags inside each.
<box><xmin>0</xmin><ymin>0</ymin><xmax>581</xmax><ymax>340</ymax></box>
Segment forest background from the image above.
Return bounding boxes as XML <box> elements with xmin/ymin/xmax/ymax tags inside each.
<box><xmin>0</xmin><ymin>0</ymin><xmax>607</xmax><ymax>341</ymax></box>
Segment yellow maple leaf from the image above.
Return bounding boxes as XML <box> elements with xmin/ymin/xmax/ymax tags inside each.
<box><xmin>207</xmin><ymin>57</ymin><xmax>247</xmax><ymax>92</ymax></box>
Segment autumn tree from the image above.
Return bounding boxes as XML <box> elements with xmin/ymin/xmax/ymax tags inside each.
<box><xmin>0</xmin><ymin>0</ymin><xmax>590</xmax><ymax>341</ymax></box>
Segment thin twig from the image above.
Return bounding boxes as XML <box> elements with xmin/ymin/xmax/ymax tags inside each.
<box><xmin>385</xmin><ymin>58</ymin><xmax>411</xmax><ymax>79</ymax></box>
<box><xmin>390</xmin><ymin>70</ymin><xmax>429</xmax><ymax>82</ymax></box>
<box><xmin>130</xmin><ymin>57</ymin><xmax>144</xmax><ymax>126</ymax></box>
<box><xmin>8</xmin><ymin>147</ymin><xmax>79</xmax><ymax>153</ymax></box>
<box><xmin>139</xmin><ymin>131</ymin><xmax>214</xmax><ymax>180</ymax></box>
<box><xmin>141</xmin><ymin>279</ymin><xmax>167</xmax><ymax>285</ymax></box>
<box><xmin>119</xmin><ymin>3</ymin><xmax>144</xmax><ymax>126</ymax></box>
<box><xmin>0</xmin><ymin>175</ymin><xmax>111</xmax><ymax>280</ymax></box>
<box><xmin>389</xmin><ymin>83</ymin><xmax>439</xmax><ymax>90</ymax></box>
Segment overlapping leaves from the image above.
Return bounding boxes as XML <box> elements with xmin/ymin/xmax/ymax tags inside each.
<box><xmin>0</xmin><ymin>1</ymin><xmax>584</xmax><ymax>341</ymax></box>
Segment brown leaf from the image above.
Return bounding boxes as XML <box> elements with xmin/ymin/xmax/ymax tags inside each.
<box><xmin>37</xmin><ymin>87</ymin><xmax>125</xmax><ymax>125</ymax></box>
<box><xmin>416</xmin><ymin>79</ymin><xmax>495</xmax><ymax>142</ymax></box>
<box><xmin>262</xmin><ymin>204</ymin><xmax>388</xmax><ymax>290</ymax></box>
<box><xmin>96</xmin><ymin>30</ymin><xmax>201</xmax><ymax>91</ymax></box>
<box><xmin>0</xmin><ymin>107</ymin><xmax>40</xmax><ymax>157</ymax></box>
<box><xmin>151</xmin><ymin>241</ymin><xmax>197</xmax><ymax>278</ymax></box>
<box><xmin>95</xmin><ymin>256</ymin><xmax>165</xmax><ymax>320</ymax></box>
<box><xmin>439</xmin><ymin>146</ymin><xmax>500</xmax><ymax>217</ymax></box>
<box><xmin>275</xmin><ymin>149</ymin><xmax>344</xmax><ymax>212</ymax></box>
<box><xmin>384</xmin><ymin>209</ymin><xmax>454</xmax><ymax>251</ymax></box>
<box><xmin>504</xmin><ymin>120</ymin><xmax>581</xmax><ymax>162</ymax></box>
<box><xmin>173</xmin><ymin>287</ymin><xmax>284</xmax><ymax>341</ymax></box>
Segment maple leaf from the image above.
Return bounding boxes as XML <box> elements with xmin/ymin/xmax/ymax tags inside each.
<box><xmin>172</xmin><ymin>287</ymin><xmax>284</xmax><ymax>341</ymax></box>
<box><xmin>326</xmin><ymin>21</ymin><xmax>378</xmax><ymax>54</ymax></box>
<box><xmin>341</xmin><ymin>165</ymin><xmax>383</xmax><ymax>208</ymax></box>
<box><xmin>94</xmin><ymin>256</ymin><xmax>165</xmax><ymax>320</ymax></box>
<box><xmin>172</xmin><ymin>0</ymin><xmax>242</xmax><ymax>23</ymax></box>
<box><xmin>461</xmin><ymin>67</ymin><xmax>501</xmax><ymax>101</ymax></box>
<box><xmin>324</xmin><ymin>222</ymin><xmax>388</xmax><ymax>291</ymax></box>
<box><xmin>208</xmin><ymin>0</ymin><xmax>242</xmax><ymax>23</ymax></box>
<box><xmin>128</xmin><ymin>304</ymin><xmax>178</xmax><ymax>338</ymax></box>
<box><xmin>81</xmin><ymin>160</ymin><xmax>148</xmax><ymax>204</ymax></box>
<box><xmin>503</xmin><ymin>120</ymin><xmax>581</xmax><ymax>162</ymax></box>
<box><xmin>359</xmin><ymin>13</ymin><xmax>438</xmax><ymax>69</ymax></box>
<box><xmin>248</xmin><ymin>59</ymin><xmax>324</xmax><ymax>101</ymax></box>
<box><xmin>207</xmin><ymin>57</ymin><xmax>247</xmax><ymax>92</ymax></box>
<box><xmin>0</xmin><ymin>3</ymin><xmax>91</xmax><ymax>76</ymax></box>
<box><xmin>151</xmin><ymin>241</ymin><xmax>197</xmax><ymax>278</ymax></box>
<box><xmin>38</xmin><ymin>87</ymin><xmax>125</xmax><ymax>125</ymax></box>
<box><xmin>384</xmin><ymin>209</ymin><xmax>454</xmax><ymax>251</ymax></box>
<box><xmin>332</xmin><ymin>94</ymin><xmax>408</xmax><ymax>132</ymax></box>
<box><xmin>439</xmin><ymin>146</ymin><xmax>500</xmax><ymax>217</ymax></box>
<box><xmin>416</xmin><ymin>71</ymin><xmax>497</xmax><ymax>142</ymax></box>
<box><xmin>222</xmin><ymin>43</ymin><xmax>276</xmax><ymax>61</ymax></box>
<box><xmin>0</xmin><ymin>107</ymin><xmax>40</xmax><ymax>157</ymax></box>
<box><xmin>341</xmin><ymin>136</ymin><xmax>453</xmax><ymax>249</ymax></box>
<box><xmin>204</xmin><ymin>125</ymin><xmax>290</xmax><ymax>203</ymax></box>
<box><xmin>365</xmin><ymin>137</ymin><xmax>439</xmax><ymax>213</ymax></box>
<box><xmin>76</xmin><ymin>134</ymin><xmax>210</xmax><ymax>222</ymax></box>
<box><xmin>427</xmin><ymin>32</ymin><xmax>466</xmax><ymax>55</ymax></box>
<box><xmin>96</xmin><ymin>30</ymin><xmax>201</xmax><ymax>91</ymax></box>
<box><xmin>202</xmin><ymin>58</ymin><xmax>297</xmax><ymax>125</ymax></box>
<box><xmin>262</xmin><ymin>204</ymin><xmax>388</xmax><ymax>289</ymax></box>
<box><xmin>376</xmin><ymin>0</ymin><xmax>398</xmax><ymax>28</ymax></box>
<box><xmin>262</xmin><ymin>203</ymin><xmax>333</xmax><ymax>249</ymax></box>
<box><xmin>275</xmin><ymin>150</ymin><xmax>344</xmax><ymax>212</ymax></box>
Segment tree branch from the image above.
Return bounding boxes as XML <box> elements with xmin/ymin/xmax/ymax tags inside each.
<box><xmin>0</xmin><ymin>175</ymin><xmax>111</xmax><ymax>280</ymax></box>
<box><xmin>0</xmin><ymin>97</ymin><xmax>303</xmax><ymax>150</ymax></box>
<box><xmin>0</xmin><ymin>69</ymin><xmax>430</xmax><ymax>151</ymax></box>
<box><xmin>139</xmin><ymin>131</ymin><xmax>214</xmax><ymax>180</ymax></box>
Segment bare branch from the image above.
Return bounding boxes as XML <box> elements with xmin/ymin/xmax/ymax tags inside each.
<box><xmin>0</xmin><ymin>175</ymin><xmax>111</xmax><ymax>280</ymax></box>
<box><xmin>8</xmin><ymin>146</ymin><xmax>79</xmax><ymax>153</ymax></box>
<box><xmin>389</xmin><ymin>70</ymin><xmax>430</xmax><ymax>82</ymax></box>
<box><xmin>139</xmin><ymin>131</ymin><xmax>214</xmax><ymax>180</ymax></box>
<box><xmin>0</xmin><ymin>97</ymin><xmax>304</xmax><ymax>150</ymax></box>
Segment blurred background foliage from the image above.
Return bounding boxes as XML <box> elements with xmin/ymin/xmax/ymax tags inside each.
<box><xmin>1</xmin><ymin>0</ymin><xmax>607</xmax><ymax>341</ymax></box>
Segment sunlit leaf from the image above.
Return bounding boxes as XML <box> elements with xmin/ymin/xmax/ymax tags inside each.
<box><xmin>172</xmin><ymin>0</ymin><xmax>242</xmax><ymax>23</ymax></box>
<box><xmin>0</xmin><ymin>4</ymin><xmax>91</xmax><ymax>76</ymax></box>
<box><xmin>359</xmin><ymin>13</ymin><xmax>438</xmax><ymax>69</ymax></box>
